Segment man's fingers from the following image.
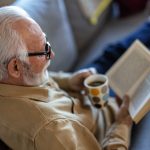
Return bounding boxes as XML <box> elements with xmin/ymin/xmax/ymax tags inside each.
<box><xmin>84</xmin><ymin>88</ymin><xmax>89</xmax><ymax>95</ymax></box>
<box><xmin>123</xmin><ymin>95</ymin><xmax>130</xmax><ymax>108</ymax></box>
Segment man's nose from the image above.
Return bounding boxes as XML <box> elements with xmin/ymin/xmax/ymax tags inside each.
<box><xmin>50</xmin><ymin>50</ymin><xmax>55</xmax><ymax>59</ymax></box>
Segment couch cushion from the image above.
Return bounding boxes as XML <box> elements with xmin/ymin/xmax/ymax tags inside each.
<box><xmin>13</xmin><ymin>0</ymin><xmax>77</xmax><ymax>71</ymax></box>
<box><xmin>65</xmin><ymin>0</ymin><xmax>111</xmax><ymax>51</ymax></box>
<box><xmin>78</xmin><ymin>0</ymin><xmax>112</xmax><ymax>25</ymax></box>
<box><xmin>130</xmin><ymin>112</ymin><xmax>150</xmax><ymax>150</ymax></box>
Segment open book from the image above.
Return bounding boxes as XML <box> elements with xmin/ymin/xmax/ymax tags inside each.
<box><xmin>106</xmin><ymin>40</ymin><xmax>150</xmax><ymax>124</ymax></box>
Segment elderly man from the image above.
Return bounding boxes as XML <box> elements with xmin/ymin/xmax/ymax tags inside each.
<box><xmin>0</xmin><ymin>6</ymin><xmax>132</xmax><ymax>150</ymax></box>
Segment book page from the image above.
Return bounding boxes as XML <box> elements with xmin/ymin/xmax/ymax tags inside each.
<box><xmin>127</xmin><ymin>69</ymin><xmax>150</xmax><ymax>98</ymax></box>
<box><xmin>129</xmin><ymin>73</ymin><xmax>150</xmax><ymax>123</ymax></box>
<box><xmin>107</xmin><ymin>40</ymin><xmax>150</xmax><ymax>99</ymax></box>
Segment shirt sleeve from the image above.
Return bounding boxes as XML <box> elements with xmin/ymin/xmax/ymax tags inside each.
<box><xmin>102</xmin><ymin>123</ymin><xmax>131</xmax><ymax>150</ymax></box>
<box><xmin>49</xmin><ymin>71</ymin><xmax>72</xmax><ymax>90</ymax></box>
<box><xmin>34</xmin><ymin>118</ymin><xmax>101</xmax><ymax>150</ymax></box>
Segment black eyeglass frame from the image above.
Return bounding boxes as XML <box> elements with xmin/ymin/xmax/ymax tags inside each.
<box><xmin>27</xmin><ymin>41</ymin><xmax>52</xmax><ymax>60</ymax></box>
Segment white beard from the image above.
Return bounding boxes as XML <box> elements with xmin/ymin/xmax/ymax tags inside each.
<box><xmin>22</xmin><ymin>61</ymin><xmax>50</xmax><ymax>86</ymax></box>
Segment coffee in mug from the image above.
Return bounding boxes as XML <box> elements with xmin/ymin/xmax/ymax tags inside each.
<box><xmin>88</xmin><ymin>81</ymin><xmax>105</xmax><ymax>87</ymax></box>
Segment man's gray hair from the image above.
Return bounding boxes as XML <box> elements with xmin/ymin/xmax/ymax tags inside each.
<box><xmin>0</xmin><ymin>6</ymin><xmax>30</xmax><ymax>80</ymax></box>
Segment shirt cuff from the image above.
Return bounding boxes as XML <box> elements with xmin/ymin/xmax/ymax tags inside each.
<box><xmin>102</xmin><ymin>123</ymin><xmax>131</xmax><ymax>150</ymax></box>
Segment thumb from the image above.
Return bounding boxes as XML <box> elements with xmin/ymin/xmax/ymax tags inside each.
<box><xmin>122</xmin><ymin>95</ymin><xmax>130</xmax><ymax>108</ymax></box>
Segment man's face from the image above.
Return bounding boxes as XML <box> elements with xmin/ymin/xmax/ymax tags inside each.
<box><xmin>14</xmin><ymin>18</ymin><xmax>55</xmax><ymax>86</ymax></box>
<box><xmin>22</xmin><ymin>59</ymin><xmax>50</xmax><ymax>86</ymax></box>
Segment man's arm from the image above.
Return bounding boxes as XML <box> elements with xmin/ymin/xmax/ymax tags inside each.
<box><xmin>34</xmin><ymin>118</ymin><xmax>101</xmax><ymax>150</ymax></box>
<box><xmin>49</xmin><ymin>71</ymin><xmax>72</xmax><ymax>90</ymax></box>
<box><xmin>102</xmin><ymin>123</ymin><xmax>131</xmax><ymax>150</ymax></box>
<box><xmin>49</xmin><ymin>69</ymin><xmax>94</xmax><ymax>91</ymax></box>
<box><xmin>102</xmin><ymin>97</ymin><xmax>132</xmax><ymax>150</ymax></box>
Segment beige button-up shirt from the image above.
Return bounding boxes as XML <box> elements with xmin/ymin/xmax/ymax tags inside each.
<box><xmin>0</xmin><ymin>72</ymin><xmax>131</xmax><ymax>150</ymax></box>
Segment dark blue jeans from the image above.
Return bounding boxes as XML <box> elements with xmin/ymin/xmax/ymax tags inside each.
<box><xmin>84</xmin><ymin>20</ymin><xmax>150</xmax><ymax>74</ymax></box>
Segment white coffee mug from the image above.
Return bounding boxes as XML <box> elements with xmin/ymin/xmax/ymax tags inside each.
<box><xmin>84</xmin><ymin>74</ymin><xmax>109</xmax><ymax>108</ymax></box>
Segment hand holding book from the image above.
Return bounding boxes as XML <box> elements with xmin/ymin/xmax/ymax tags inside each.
<box><xmin>116</xmin><ymin>96</ymin><xmax>133</xmax><ymax>127</ymax></box>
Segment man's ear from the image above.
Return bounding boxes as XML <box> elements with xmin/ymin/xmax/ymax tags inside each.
<box><xmin>7</xmin><ymin>58</ymin><xmax>21</xmax><ymax>78</ymax></box>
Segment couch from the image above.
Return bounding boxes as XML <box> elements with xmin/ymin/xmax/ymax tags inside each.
<box><xmin>0</xmin><ymin>0</ymin><xmax>150</xmax><ymax>149</ymax></box>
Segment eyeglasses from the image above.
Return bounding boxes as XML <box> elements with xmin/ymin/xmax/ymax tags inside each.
<box><xmin>27</xmin><ymin>41</ymin><xmax>52</xmax><ymax>60</ymax></box>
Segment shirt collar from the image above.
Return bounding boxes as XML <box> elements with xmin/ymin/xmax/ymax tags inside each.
<box><xmin>0</xmin><ymin>83</ymin><xmax>52</xmax><ymax>102</ymax></box>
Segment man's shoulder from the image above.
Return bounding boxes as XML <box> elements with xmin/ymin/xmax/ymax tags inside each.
<box><xmin>0</xmin><ymin>96</ymin><xmax>49</xmax><ymax>136</ymax></box>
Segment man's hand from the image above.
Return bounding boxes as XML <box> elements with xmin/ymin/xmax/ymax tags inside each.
<box><xmin>116</xmin><ymin>96</ymin><xmax>133</xmax><ymax>127</ymax></box>
<box><xmin>68</xmin><ymin>68</ymin><xmax>96</xmax><ymax>92</ymax></box>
